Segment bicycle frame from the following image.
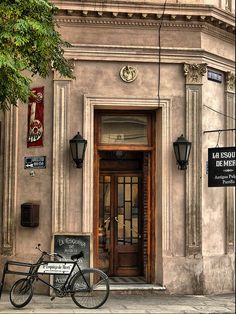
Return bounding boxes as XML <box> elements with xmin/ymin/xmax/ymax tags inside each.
<box><xmin>0</xmin><ymin>259</ymin><xmax>90</xmax><ymax>299</ymax></box>
<box><xmin>35</xmin><ymin>261</ymin><xmax>91</xmax><ymax>294</ymax></box>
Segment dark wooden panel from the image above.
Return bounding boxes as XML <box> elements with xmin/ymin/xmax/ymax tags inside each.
<box><xmin>118</xmin><ymin>253</ymin><xmax>139</xmax><ymax>267</ymax></box>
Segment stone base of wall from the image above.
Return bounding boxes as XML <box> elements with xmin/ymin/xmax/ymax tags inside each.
<box><xmin>203</xmin><ymin>254</ymin><xmax>235</xmax><ymax>294</ymax></box>
<box><xmin>163</xmin><ymin>256</ymin><xmax>204</xmax><ymax>294</ymax></box>
<box><xmin>163</xmin><ymin>254</ymin><xmax>235</xmax><ymax>295</ymax></box>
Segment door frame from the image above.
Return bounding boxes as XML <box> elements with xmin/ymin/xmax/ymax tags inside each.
<box><xmin>82</xmin><ymin>96</ymin><xmax>172</xmax><ymax>286</ymax></box>
<box><xmin>93</xmin><ymin>110</ymin><xmax>156</xmax><ymax>282</ymax></box>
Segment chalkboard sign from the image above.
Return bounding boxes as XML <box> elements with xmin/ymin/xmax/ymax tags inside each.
<box><xmin>53</xmin><ymin>234</ymin><xmax>90</xmax><ymax>289</ymax></box>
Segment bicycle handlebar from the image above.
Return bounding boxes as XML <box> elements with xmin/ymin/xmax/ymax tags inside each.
<box><xmin>35</xmin><ymin>244</ymin><xmax>63</xmax><ymax>259</ymax></box>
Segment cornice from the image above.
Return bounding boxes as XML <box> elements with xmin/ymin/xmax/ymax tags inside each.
<box><xmin>64</xmin><ymin>45</ymin><xmax>235</xmax><ymax>72</ymax></box>
<box><xmin>56</xmin><ymin>16</ymin><xmax>208</xmax><ymax>28</ymax></box>
<box><xmin>52</xmin><ymin>1</ymin><xmax>235</xmax><ymax>33</ymax></box>
<box><xmin>55</xmin><ymin>16</ymin><xmax>234</xmax><ymax>44</ymax></box>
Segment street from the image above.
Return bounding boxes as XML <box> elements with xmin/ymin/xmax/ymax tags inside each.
<box><xmin>0</xmin><ymin>292</ymin><xmax>235</xmax><ymax>313</ymax></box>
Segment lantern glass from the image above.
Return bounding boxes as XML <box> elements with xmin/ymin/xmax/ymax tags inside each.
<box><xmin>173</xmin><ymin>135</ymin><xmax>191</xmax><ymax>170</ymax></box>
<box><xmin>70</xmin><ymin>141</ymin><xmax>77</xmax><ymax>160</ymax></box>
<box><xmin>70</xmin><ymin>132</ymin><xmax>87</xmax><ymax>168</ymax></box>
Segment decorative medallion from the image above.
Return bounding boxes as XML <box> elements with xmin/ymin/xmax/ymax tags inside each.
<box><xmin>184</xmin><ymin>63</ymin><xmax>207</xmax><ymax>84</ymax></box>
<box><xmin>120</xmin><ymin>65</ymin><xmax>137</xmax><ymax>83</ymax></box>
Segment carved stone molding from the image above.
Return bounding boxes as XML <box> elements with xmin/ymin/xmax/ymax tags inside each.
<box><xmin>225</xmin><ymin>72</ymin><xmax>235</xmax><ymax>93</ymax></box>
<box><xmin>64</xmin><ymin>45</ymin><xmax>234</xmax><ymax>73</ymax></box>
<box><xmin>184</xmin><ymin>63</ymin><xmax>207</xmax><ymax>84</ymax></box>
<box><xmin>52</xmin><ymin>80</ymin><xmax>70</xmax><ymax>233</ymax></box>
<box><xmin>54</xmin><ymin>16</ymin><xmax>235</xmax><ymax>39</ymax></box>
<box><xmin>2</xmin><ymin>107</ymin><xmax>18</xmax><ymax>255</ymax></box>
<box><xmin>52</xmin><ymin>1</ymin><xmax>235</xmax><ymax>33</ymax></box>
<box><xmin>56</xmin><ymin>17</ymin><xmax>207</xmax><ymax>30</ymax></box>
<box><xmin>83</xmin><ymin>96</ymin><xmax>172</xmax><ymax>256</ymax></box>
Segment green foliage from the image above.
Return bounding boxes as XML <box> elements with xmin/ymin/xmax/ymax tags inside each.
<box><xmin>0</xmin><ymin>0</ymin><xmax>74</xmax><ymax>110</ymax></box>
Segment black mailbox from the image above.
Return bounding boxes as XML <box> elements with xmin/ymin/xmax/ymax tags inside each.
<box><xmin>21</xmin><ymin>203</ymin><xmax>39</xmax><ymax>227</ymax></box>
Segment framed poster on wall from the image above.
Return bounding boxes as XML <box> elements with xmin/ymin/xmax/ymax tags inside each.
<box><xmin>27</xmin><ymin>87</ymin><xmax>44</xmax><ymax>147</ymax></box>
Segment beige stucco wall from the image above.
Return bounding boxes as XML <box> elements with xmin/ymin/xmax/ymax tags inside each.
<box><xmin>15</xmin><ymin>76</ymin><xmax>53</xmax><ymax>258</ymax></box>
<box><xmin>202</xmin><ymin>74</ymin><xmax>226</xmax><ymax>256</ymax></box>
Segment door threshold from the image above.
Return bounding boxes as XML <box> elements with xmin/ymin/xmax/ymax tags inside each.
<box><xmin>109</xmin><ymin>284</ymin><xmax>166</xmax><ymax>291</ymax></box>
<box><xmin>108</xmin><ymin>276</ymin><xmax>166</xmax><ymax>291</ymax></box>
<box><xmin>109</xmin><ymin>276</ymin><xmax>146</xmax><ymax>285</ymax></box>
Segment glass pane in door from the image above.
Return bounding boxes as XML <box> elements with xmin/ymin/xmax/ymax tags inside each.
<box><xmin>99</xmin><ymin>176</ymin><xmax>111</xmax><ymax>274</ymax></box>
<box><xmin>117</xmin><ymin>176</ymin><xmax>139</xmax><ymax>245</ymax></box>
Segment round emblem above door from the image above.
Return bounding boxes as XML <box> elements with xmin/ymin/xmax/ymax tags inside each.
<box><xmin>119</xmin><ymin>66</ymin><xmax>137</xmax><ymax>83</ymax></box>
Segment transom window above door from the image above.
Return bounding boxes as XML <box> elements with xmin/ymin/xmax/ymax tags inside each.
<box><xmin>96</xmin><ymin>113</ymin><xmax>153</xmax><ymax>146</ymax></box>
<box><xmin>101</xmin><ymin>115</ymin><xmax>147</xmax><ymax>144</ymax></box>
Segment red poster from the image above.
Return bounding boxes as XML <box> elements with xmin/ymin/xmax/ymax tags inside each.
<box><xmin>27</xmin><ymin>87</ymin><xmax>44</xmax><ymax>147</ymax></box>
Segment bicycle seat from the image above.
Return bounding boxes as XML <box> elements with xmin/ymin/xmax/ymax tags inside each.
<box><xmin>71</xmin><ymin>251</ymin><xmax>84</xmax><ymax>261</ymax></box>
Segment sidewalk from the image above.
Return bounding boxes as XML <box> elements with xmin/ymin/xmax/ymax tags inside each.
<box><xmin>0</xmin><ymin>292</ymin><xmax>235</xmax><ymax>314</ymax></box>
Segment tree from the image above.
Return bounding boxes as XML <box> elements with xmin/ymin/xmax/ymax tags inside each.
<box><xmin>0</xmin><ymin>0</ymin><xmax>74</xmax><ymax>110</ymax></box>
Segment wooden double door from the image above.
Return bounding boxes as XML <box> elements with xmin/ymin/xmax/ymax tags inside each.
<box><xmin>98</xmin><ymin>158</ymin><xmax>143</xmax><ymax>276</ymax></box>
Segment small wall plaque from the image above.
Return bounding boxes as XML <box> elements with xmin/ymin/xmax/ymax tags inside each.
<box><xmin>207</xmin><ymin>70</ymin><xmax>222</xmax><ymax>83</ymax></box>
<box><xmin>24</xmin><ymin>156</ymin><xmax>46</xmax><ymax>169</ymax></box>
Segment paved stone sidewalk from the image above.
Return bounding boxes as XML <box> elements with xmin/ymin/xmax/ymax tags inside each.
<box><xmin>0</xmin><ymin>292</ymin><xmax>235</xmax><ymax>313</ymax></box>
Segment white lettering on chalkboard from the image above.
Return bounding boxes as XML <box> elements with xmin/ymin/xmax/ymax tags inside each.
<box><xmin>57</xmin><ymin>238</ymin><xmax>86</xmax><ymax>247</ymax></box>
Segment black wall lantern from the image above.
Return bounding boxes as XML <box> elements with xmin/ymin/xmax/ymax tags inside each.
<box><xmin>70</xmin><ymin>132</ymin><xmax>87</xmax><ymax>168</ymax></box>
<box><xmin>173</xmin><ymin>135</ymin><xmax>191</xmax><ymax>170</ymax></box>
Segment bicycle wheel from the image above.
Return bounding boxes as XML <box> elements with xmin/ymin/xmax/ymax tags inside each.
<box><xmin>10</xmin><ymin>278</ymin><xmax>33</xmax><ymax>308</ymax></box>
<box><xmin>71</xmin><ymin>268</ymin><xmax>109</xmax><ymax>309</ymax></box>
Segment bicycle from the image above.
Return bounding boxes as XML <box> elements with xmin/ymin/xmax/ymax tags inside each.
<box><xmin>0</xmin><ymin>244</ymin><xmax>109</xmax><ymax>309</ymax></box>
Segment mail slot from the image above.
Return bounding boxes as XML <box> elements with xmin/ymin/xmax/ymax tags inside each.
<box><xmin>21</xmin><ymin>203</ymin><xmax>39</xmax><ymax>227</ymax></box>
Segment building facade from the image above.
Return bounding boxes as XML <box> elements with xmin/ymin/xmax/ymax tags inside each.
<box><xmin>0</xmin><ymin>0</ymin><xmax>235</xmax><ymax>294</ymax></box>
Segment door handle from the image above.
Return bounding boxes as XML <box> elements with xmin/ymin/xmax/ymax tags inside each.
<box><xmin>104</xmin><ymin>217</ymin><xmax>110</xmax><ymax>224</ymax></box>
<box><xmin>114</xmin><ymin>216</ymin><xmax>119</xmax><ymax>222</ymax></box>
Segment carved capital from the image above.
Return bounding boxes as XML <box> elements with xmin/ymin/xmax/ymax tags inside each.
<box><xmin>53</xmin><ymin>60</ymin><xmax>76</xmax><ymax>81</ymax></box>
<box><xmin>225</xmin><ymin>72</ymin><xmax>235</xmax><ymax>93</ymax></box>
<box><xmin>53</xmin><ymin>71</ymin><xmax>72</xmax><ymax>81</ymax></box>
<box><xmin>184</xmin><ymin>63</ymin><xmax>207</xmax><ymax>84</ymax></box>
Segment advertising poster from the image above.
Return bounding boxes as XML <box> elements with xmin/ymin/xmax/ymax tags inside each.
<box><xmin>27</xmin><ymin>87</ymin><xmax>44</xmax><ymax>147</ymax></box>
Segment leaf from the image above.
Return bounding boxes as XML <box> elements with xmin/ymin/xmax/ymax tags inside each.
<box><xmin>0</xmin><ymin>0</ymin><xmax>74</xmax><ymax>110</ymax></box>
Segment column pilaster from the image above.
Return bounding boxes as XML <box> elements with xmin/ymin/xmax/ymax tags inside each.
<box><xmin>2</xmin><ymin>107</ymin><xmax>18</xmax><ymax>255</ymax></box>
<box><xmin>184</xmin><ymin>63</ymin><xmax>207</xmax><ymax>256</ymax></box>
<box><xmin>52</xmin><ymin>72</ymin><xmax>71</xmax><ymax>233</ymax></box>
